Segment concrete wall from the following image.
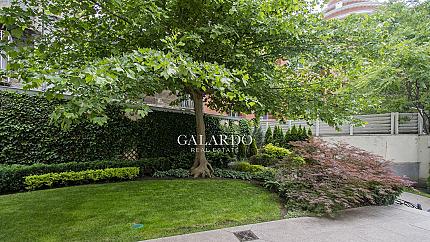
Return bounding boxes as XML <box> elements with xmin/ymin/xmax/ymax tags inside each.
<box><xmin>321</xmin><ymin>135</ymin><xmax>430</xmax><ymax>186</ymax></box>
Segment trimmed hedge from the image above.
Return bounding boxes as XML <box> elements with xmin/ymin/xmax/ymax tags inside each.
<box><xmin>0</xmin><ymin>91</ymin><xmax>222</xmax><ymax>165</ymax></box>
<box><xmin>24</xmin><ymin>167</ymin><xmax>140</xmax><ymax>190</ymax></box>
<box><xmin>153</xmin><ymin>168</ymin><xmax>276</xmax><ymax>182</ymax></box>
<box><xmin>0</xmin><ymin>152</ymin><xmax>233</xmax><ymax>194</ymax></box>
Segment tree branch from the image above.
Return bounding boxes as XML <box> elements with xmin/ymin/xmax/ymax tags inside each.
<box><xmin>86</xmin><ymin>0</ymin><xmax>133</xmax><ymax>26</ymax></box>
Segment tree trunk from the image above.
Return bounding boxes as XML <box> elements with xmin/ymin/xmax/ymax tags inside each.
<box><xmin>190</xmin><ymin>91</ymin><xmax>213</xmax><ymax>178</ymax></box>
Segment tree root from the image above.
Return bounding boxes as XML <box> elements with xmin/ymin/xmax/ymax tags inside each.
<box><xmin>191</xmin><ymin>161</ymin><xmax>214</xmax><ymax>178</ymax></box>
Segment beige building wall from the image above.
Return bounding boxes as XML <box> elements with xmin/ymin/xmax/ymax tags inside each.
<box><xmin>322</xmin><ymin>135</ymin><xmax>430</xmax><ymax>186</ymax></box>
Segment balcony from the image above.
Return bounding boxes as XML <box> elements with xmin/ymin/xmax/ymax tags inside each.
<box><xmin>0</xmin><ymin>0</ymin><xmax>10</xmax><ymax>8</ymax></box>
<box><xmin>323</xmin><ymin>1</ymin><xmax>382</xmax><ymax>19</ymax></box>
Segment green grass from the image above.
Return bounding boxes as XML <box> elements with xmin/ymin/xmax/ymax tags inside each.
<box><xmin>0</xmin><ymin>179</ymin><xmax>280</xmax><ymax>242</ymax></box>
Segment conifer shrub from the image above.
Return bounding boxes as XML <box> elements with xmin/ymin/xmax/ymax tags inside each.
<box><xmin>248</xmin><ymin>139</ymin><xmax>258</xmax><ymax>157</ymax></box>
<box><xmin>264</xmin><ymin>127</ymin><xmax>273</xmax><ymax>144</ymax></box>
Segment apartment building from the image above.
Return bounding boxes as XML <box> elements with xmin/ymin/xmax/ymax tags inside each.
<box><xmin>323</xmin><ymin>0</ymin><xmax>382</xmax><ymax>19</ymax></box>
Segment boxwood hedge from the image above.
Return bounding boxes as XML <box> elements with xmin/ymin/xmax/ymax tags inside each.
<box><xmin>0</xmin><ymin>152</ymin><xmax>234</xmax><ymax>194</ymax></box>
<box><xmin>24</xmin><ymin>167</ymin><xmax>141</xmax><ymax>190</ymax></box>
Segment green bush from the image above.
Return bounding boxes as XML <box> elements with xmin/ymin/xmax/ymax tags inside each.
<box><xmin>213</xmin><ymin>168</ymin><xmax>253</xmax><ymax>180</ymax></box>
<box><xmin>230</xmin><ymin>161</ymin><xmax>266</xmax><ymax>173</ymax></box>
<box><xmin>264</xmin><ymin>127</ymin><xmax>273</xmax><ymax>144</ymax></box>
<box><xmin>206</xmin><ymin>152</ymin><xmax>237</xmax><ymax>168</ymax></box>
<box><xmin>0</xmin><ymin>91</ymin><xmax>223</xmax><ymax>165</ymax></box>
<box><xmin>239</xmin><ymin>119</ymin><xmax>251</xmax><ymax>136</ymax></box>
<box><xmin>151</xmin><ymin>168</ymin><xmax>272</xmax><ymax>182</ymax></box>
<box><xmin>161</xmin><ymin>152</ymin><xmax>234</xmax><ymax>170</ymax></box>
<box><xmin>248</xmin><ymin>139</ymin><xmax>258</xmax><ymax>157</ymax></box>
<box><xmin>153</xmin><ymin>169</ymin><xmax>190</xmax><ymax>178</ymax></box>
<box><xmin>262</xmin><ymin>144</ymin><xmax>292</xmax><ymax>158</ymax></box>
<box><xmin>0</xmin><ymin>153</ymin><xmax>235</xmax><ymax>194</ymax></box>
<box><xmin>24</xmin><ymin>167</ymin><xmax>140</xmax><ymax>190</ymax></box>
<box><xmin>252</xmin><ymin>126</ymin><xmax>264</xmax><ymax>148</ymax></box>
<box><xmin>237</xmin><ymin>142</ymin><xmax>247</xmax><ymax>159</ymax></box>
<box><xmin>253</xmin><ymin>168</ymin><xmax>277</xmax><ymax>182</ymax></box>
<box><xmin>249</xmin><ymin>154</ymin><xmax>278</xmax><ymax>166</ymax></box>
<box><xmin>273</xmin><ymin>126</ymin><xmax>284</xmax><ymax>146</ymax></box>
<box><xmin>283</xmin><ymin>125</ymin><xmax>311</xmax><ymax>148</ymax></box>
<box><xmin>151</xmin><ymin>168</ymin><xmax>254</xmax><ymax>180</ymax></box>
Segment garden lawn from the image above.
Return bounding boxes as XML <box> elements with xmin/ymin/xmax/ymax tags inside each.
<box><xmin>0</xmin><ymin>179</ymin><xmax>280</xmax><ymax>242</ymax></box>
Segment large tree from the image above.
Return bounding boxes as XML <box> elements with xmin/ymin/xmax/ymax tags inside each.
<box><xmin>0</xmin><ymin>0</ymin><xmax>364</xmax><ymax>177</ymax></box>
<box><xmin>334</xmin><ymin>0</ymin><xmax>430</xmax><ymax>132</ymax></box>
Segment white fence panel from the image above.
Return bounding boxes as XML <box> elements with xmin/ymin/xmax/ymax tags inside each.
<box><xmin>260</xmin><ymin>112</ymin><xmax>425</xmax><ymax>136</ymax></box>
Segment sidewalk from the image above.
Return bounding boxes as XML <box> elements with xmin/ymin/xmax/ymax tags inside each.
<box><xmin>400</xmin><ymin>192</ymin><xmax>430</xmax><ymax>211</ymax></box>
<box><xmin>142</xmin><ymin>205</ymin><xmax>430</xmax><ymax>242</ymax></box>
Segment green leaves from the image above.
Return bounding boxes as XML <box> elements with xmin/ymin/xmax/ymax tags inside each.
<box><xmin>24</xmin><ymin>167</ymin><xmax>140</xmax><ymax>190</ymax></box>
<box><xmin>0</xmin><ymin>0</ymin><xmax>368</xmax><ymax>128</ymax></box>
<box><xmin>340</xmin><ymin>1</ymin><xmax>430</xmax><ymax>131</ymax></box>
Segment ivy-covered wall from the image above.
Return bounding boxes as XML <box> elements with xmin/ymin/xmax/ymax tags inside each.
<box><xmin>0</xmin><ymin>91</ymin><xmax>222</xmax><ymax>165</ymax></box>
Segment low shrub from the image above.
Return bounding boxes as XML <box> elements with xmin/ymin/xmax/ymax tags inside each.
<box><xmin>230</xmin><ymin>161</ymin><xmax>266</xmax><ymax>173</ymax></box>
<box><xmin>277</xmin><ymin>155</ymin><xmax>306</xmax><ymax>168</ymax></box>
<box><xmin>167</xmin><ymin>152</ymin><xmax>234</xmax><ymax>169</ymax></box>
<box><xmin>213</xmin><ymin>168</ymin><xmax>253</xmax><ymax>180</ymax></box>
<box><xmin>252</xmin><ymin>168</ymin><xmax>277</xmax><ymax>183</ymax></box>
<box><xmin>0</xmin><ymin>153</ymin><xmax>234</xmax><ymax>194</ymax></box>
<box><xmin>271</xmin><ymin>139</ymin><xmax>411</xmax><ymax>215</ymax></box>
<box><xmin>152</xmin><ymin>168</ymin><xmax>255</xmax><ymax>181</ymax></box>
<box><xmin>262</xmin><ymin>144</ymin><xmax>292</xmax><ymax>158</ymax></box>
<box><xmin>24</xmin><ymin>167</ymin><xmax>140</xmax><ymax>190</ymax></box>
<box><xmin>0</xmin><ymin>158</ymin><xmax>166</xmax><ymax>194</ymax></box>
<box><xmin>283</xmin><ymin>125</ymin><xmax>311</xmax><ymax>148</ymax></box>
<box><xmin>153</xmin><ymin>169</ymin><xmax>190</xmax><ymax>178</ymax></box>
<box><xmin>249</xmin><ymin>154</ymin><xmax>278</xmax><ymax>166</ymax></box>
<box><xmin>206</xmin><ymin>152</ymin><xmax>236</xmax><ymax>168</ymax></box>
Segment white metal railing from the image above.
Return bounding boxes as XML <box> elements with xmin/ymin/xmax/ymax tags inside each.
<box><xmin>261</xmin><ymin>112</ymin><xmax>426</xmax><ymax>136</ymax></box>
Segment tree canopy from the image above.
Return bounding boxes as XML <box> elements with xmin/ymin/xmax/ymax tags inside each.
<box><xmin>336</xmin><ymin>0</ymin><xmax>430</xmax><ymax>132</ymax></box>
<box><xmin>0</xmin><ymin>0</ymin><xmax>369</xmax><ymax>176</ymax></box>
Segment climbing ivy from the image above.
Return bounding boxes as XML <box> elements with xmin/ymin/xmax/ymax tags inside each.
<box><xmin>0</xmin><ymin>91</ymin><xmax>222</xmax><ymax>165</ymax></box>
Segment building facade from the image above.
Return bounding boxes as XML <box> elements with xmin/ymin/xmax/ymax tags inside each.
<box><xmin>323</xmin><ymin>0</ymin><xmax>382</xmax><ymax>19</ymax></box>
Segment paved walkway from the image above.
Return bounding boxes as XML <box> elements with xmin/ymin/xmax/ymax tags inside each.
<box><xmin>142</xmin><ymin>204</ymin><xmax>430</xmax><ymax>242</ymax></box>
<box><xmin>400</xmin><ymin>192</ymin><xmax>430</xmax><ymax>211</ymax></box>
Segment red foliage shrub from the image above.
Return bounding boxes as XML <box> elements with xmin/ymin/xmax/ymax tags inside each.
<box><xmin>271</xmin><ymin>139</ymin><xmax>411</xmax><ymax>215</ymax></box>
